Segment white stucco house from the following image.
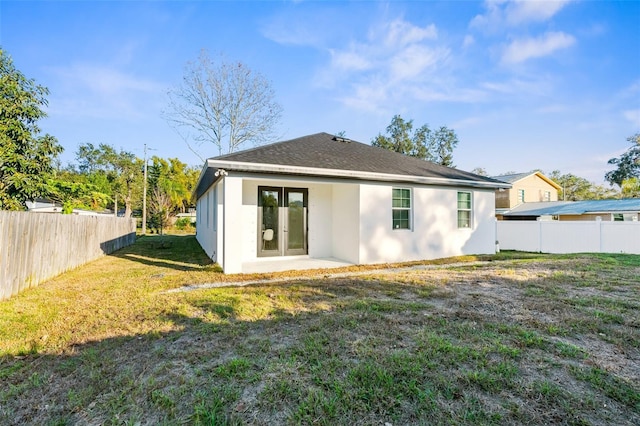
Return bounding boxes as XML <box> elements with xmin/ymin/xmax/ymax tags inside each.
<box><xmin>194</xmin><ymin>133</ymin><xmax>511</xmax><ymax>273</ymax></box>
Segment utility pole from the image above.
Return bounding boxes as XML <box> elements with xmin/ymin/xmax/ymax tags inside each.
<box><xmin>142</xmin><ymin>143</ymin><xmax>148</xmax><ymax>235</ymax></box>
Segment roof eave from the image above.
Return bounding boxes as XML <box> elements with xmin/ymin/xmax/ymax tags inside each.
<box><xmin>206</xmin><ymin>159</ymin><xmax>512</xmax><ymax>190</ymax></box>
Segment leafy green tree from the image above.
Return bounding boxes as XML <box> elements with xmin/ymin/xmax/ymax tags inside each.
<box><xmin>549</xmin><ymin>170</ymin><xmax>617</xmax><ymax>201</ymax></box>
<box><xmin>0</xmin><ymin>49</ymin><xmax>63</xmax><ymax>210</ymax></box>
<box><xmin>620</xmin><ymin>177</ymin><xmax>640</xmax><ymax>198</ymax></box>
<box><xmin>75</xmin><ymin>143</ymin><xmax>143</xmax><ymax>217</ymax></box>
<box><xmin>372</xmin><ymin>115</ymin><xmax>459</xmax><ymax>166</ymax></box>
<box><xmin>47</xmin><ymin>178</ymin><xmax>110</xmax><ymax>213</ymax></box>
<box><xmin>148</xmin><ymin>156</ymin><xmax>198</xmax><ymax>214</ymax></box>
<box><xmin>605</xmin><ymin>133</ymin><xmax>640</xmax><ymax>187</ymax></box>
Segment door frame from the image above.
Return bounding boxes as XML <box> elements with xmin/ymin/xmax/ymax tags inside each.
<box><xmin>257</xmin><ymin>186</ymin><xmax>308</xmax><ymax>257</ymax></box>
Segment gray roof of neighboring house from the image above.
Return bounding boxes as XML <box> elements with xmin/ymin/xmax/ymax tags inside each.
<box><xmin>491</xmin><ymin>172</ymin><xmax>562</xmax><ymax>190</ymax></box>
<box><xmin>491</xmin><ymin>173</ymin><xmax>533</xmax><ymax>184</ymax></box>
<box><xmin>195</xmin><ymin>133</ymin><xmax>510</xmax><ymax>199</ymax></box>
<box><xmin>503</xmin><ymin>199</ymin><xmax>640</xmax><ymax>216</ymax></box>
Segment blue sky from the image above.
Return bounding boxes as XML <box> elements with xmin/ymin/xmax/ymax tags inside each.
<box><xmin>2</xmin><ymin>1</ymin><xmax>639</xmax><ymax>185</ymax></box>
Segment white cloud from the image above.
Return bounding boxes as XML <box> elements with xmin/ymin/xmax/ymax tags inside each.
<box><xmin>505</xmin><ymin>0</ymin><xmax>571</xmax><ymax>25</ymax></box>
<box><xmin>502</xmin><ymin>31</ymin><xmax>575</xmax><ymax>64</ymax></box>
<box><xmin>481</xmin><ymin>77</ymin><xmax>552</xmax><ymax>96</ymax></box>
<box><xmin>623</xmin><ymin>109</ymin><xmax>640</xmax><ymax>127</ymax></box>
<box><xmin>471</xmin><ymin>0</ymin><xmax>572</xmax><ymax>31</ymax></box>
<box><xmin>329</xmin><ymin>49</ymin><xmax>371</xmax><ymax>72</ymax></box>
<box><xmin>389</xmin><ymin>44</ymin><xmax>448</xmax><ymax>81</ymax></box>
<box><xmin>317</xmin><ymin>17</ymin><xmax>452</xmax><ymax>111</ymax></box>
<box><xmin>462</xmin><ymin>35</ymin><xmax>475</xmax><ymax>48</ymax></box>
<box><xmin>383</xmin><ymin>19</ymin><xmax>437</xmax><ymax>47</ymax></box>
<box><xmin>48</xmin><ymin>63</ymin><xmax>164</xmax><ymax>119</ymax></box>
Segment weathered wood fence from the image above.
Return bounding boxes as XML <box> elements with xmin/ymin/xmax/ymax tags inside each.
<box><xmin>497</xmin><ymin>220</ymin><xmax>640</xmax><ymax>254</ymax></box>
<box><xmin>0</xmin><ymin>212</ymin><xmax>136</xmax><ymax>301</ymax></box>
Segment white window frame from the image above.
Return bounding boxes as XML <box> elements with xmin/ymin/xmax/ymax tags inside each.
<box><xmin>392</xmin><ymin>187</ymin><xmax>412</xmax><ymax>230</ymax></box>
<box><xmin>517</xmin><ymin>189</ymin><xmax>525</xmax><ymax>204</ymax></box>
<box><xmin>457</xmin><ymin>191</ymin><xmax>473</xmax><ymax>229</ymax></box>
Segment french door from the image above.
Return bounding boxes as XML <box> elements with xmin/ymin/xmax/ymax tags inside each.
<box><xmin>258</xmin><ymin>186</ymin><xmax>308</xmax><ymax>257</ymax></box>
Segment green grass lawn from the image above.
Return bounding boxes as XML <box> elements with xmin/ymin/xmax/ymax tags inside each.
<box><xmin>1</xmin><ymin>235</ymin><xmax>639</xmax><ymax>425</ymax></box>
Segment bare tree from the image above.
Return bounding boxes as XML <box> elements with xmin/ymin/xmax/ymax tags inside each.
<box><xmin>164</xmin><ymin>50</ymin><xmax>283</xmax><ymax>160</ymax></box>
<box><xmin>149</xmin><ymin>186</ymin><xmax>172</xmax><ymax>235</ymax></box>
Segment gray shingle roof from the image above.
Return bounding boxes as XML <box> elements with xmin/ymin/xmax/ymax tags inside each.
<box><xmin>490</xmin><ymin>173</ymin><xmax>533</xmax><ymax>184</ymax></box>
<box><xmin>196</xmin><ymin>133</ymin><xmax>509</xmax><ymax>198</ymax></box>
<box><xmin>216</xmin><ymin>132</ymin><xmax>504</xmax><ymax>182</ymax></box>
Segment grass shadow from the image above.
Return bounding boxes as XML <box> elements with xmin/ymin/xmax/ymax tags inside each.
<box><xmin>108</xmin><ymin>234</ymin><xmax>214</xmax><ymax>272</ymax></box>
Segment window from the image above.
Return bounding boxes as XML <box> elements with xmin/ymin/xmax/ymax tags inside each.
<box><xmin>517</xmin><ymin>189</ymin><xmax>525</xmax><ymax>203</ymax></box>
<box><xmin>392</xmin><ymin>188</ymin><xmax>411</xmax><ymax>229</ymax></box>
<box><xmin>457</xmin><ymin>192</ymin><xmax>472</xmax><ymax>228</ymax></box>
<box><xmin>543</xmin><ymin>191</ymin><xmax>551</xmax><ymax>201</ymax></box>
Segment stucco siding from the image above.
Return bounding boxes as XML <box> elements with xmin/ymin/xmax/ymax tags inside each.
<box><xmin>308</xmin><ymin>184</ymin><xmax>333</xmax><ymax>258</ymax></box>
<box><xmin>241</xmin><ymin>178</ymin><xmax>335</xmax><ymax>262</ymax></box>
<box><xmin>358</xmin><ymin>184</ymin><xmax>496</xmax><ymax>264</ymax></box>
<box><xmin>196</xmin><ymin>174</ymin><xmax>498</xmax><ymax>273</ymax></box>
<box><xmin>195</xmin><ymin>182</ymin><xmax>218</xmax><ymax>262</ymax></box>
<box><xmin>332</xmin><ymin>184</ymin><xmax>360</xmax><ymax>264</ymax></box>
<box><xmin>221</xmin><ymin>176</ymin><xmax>244</xmax><ymax>273</ymax></box>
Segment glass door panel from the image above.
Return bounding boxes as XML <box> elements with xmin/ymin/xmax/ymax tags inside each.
<box><xmin>284</xmin><ymin>189</ymin><xmax>307</xmax><ymax>255</ymax></box>
<box><xmin>259</xmin><ymin>187</ymin><xmax>280</xmax><ymax>256</ymax></box>
<box><xmin>258</xmin><ymin>186</ymin><xmax>307</xmax><ymax>257</ymax></box>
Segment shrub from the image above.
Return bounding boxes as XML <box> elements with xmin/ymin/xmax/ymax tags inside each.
<box><xmin>175</xmin><ymin>217</ymin><xmax>195</xmax><ymax>230</ymax></box>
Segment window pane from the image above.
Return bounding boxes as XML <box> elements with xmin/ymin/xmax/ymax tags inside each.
<box><xmin>393</xmin><ymin>189</ymin><xmax>411</xmax><ymax>207</ymax></box>
<box><xmin>393</xmin><ymin>209</ymin><xmax>409</xmax><ymax>229</ymax></box>
<box><xmin>457</xmin><ymin>192</ymin><xmax>471</xmax><ymax>209</ymax></box>
<box><xmin>458</xmin><ymin>211</ymin><xmax>471</xmax><ymax>228</ymax></box>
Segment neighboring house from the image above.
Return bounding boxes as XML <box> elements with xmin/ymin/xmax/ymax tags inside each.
<box><xmin>26</xmin><ymin>198</ymin><xmax>111</xmax><ymax>216</ymax></box>
<box><xmin>501</xmin><ymin>199</ymin><xmax>640</xmax><ymax>221</ymax></box>
<box><xmin>25</xmin><ymin>198</ymin><xmax>63</xmax><ymax>213</ymax></box>
<box><xmin>492</xmin><ymin>172</ymin><xmax>561</xmax><ymax>218</ymax></box>
<box><xmin>193</xmin><ymin>133</ymin><xmax>510</xmax><ymax>273</ymax></box>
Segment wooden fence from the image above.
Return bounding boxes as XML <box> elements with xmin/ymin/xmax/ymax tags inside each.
<box><xmin>0</xmin><ymin>212</ymin><xmax>136</xmax><ymax>301</ymax></box>
<box><xmin>497</xmin><ymin>220</ymin><xmax>640</xmax><ymax>254</ymax></box>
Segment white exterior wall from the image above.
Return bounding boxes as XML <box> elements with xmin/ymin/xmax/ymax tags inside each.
<box><xmin>240</xmin><ymin>176</ymin><xmax>338</xmax><ymax>263</ymax></box>
<box><xmin>195</xmin><ymin>172</ymin><xmax>499</xmax><ymax>273</ymax></box>
<box><xmin>195</xmin><ymin>181</ymin><xmax>219</xmax><ymax>262</ymax></box>
<box><xmin>220</xmin><ymin>176</ymin><xmax>244</xmax><ymax>273</ymax></box>
<box><xmin>308</xmin><ymin>184</ymin><xmax>333</xmax><ymax>258</ymax></box>
<box><xmin>358</xmin><ymin>184</ymin><xmax>496</xmax><ymax>264</ymax></box>
<box><xmin>332</xmin><ymin>184</ymin><xmax>360</xmax><ymax>264</ymax></box>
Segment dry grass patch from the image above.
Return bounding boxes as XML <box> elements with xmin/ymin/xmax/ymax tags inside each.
<box><xmin>1</xmin><ymin>236</ymin><xmax>639</xmax><ymax>425</ymax></box>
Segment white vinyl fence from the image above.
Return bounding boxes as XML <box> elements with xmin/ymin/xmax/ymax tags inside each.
<box><xmin>0</xmin><ymin>211</ymin><xmax>136</xmax><ymax>300</ymax></box>
<box><xmin>497</xmin><ymin>220</ymin><xmax>640</xmax><ymax>254</ymax></box>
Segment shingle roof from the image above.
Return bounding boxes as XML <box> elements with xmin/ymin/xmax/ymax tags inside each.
<box><xmin>503</xmin><ymin>199</ymin><xmax>640</xmax><ymax>216</ymax></box>
<box><xmin>195</xmin><ymin>133</ymin><xmax>509</xmax><ymax>198</ymax></box>
<box><xmin>218</xmin><ymin>132</ymin><xmax>504</xmax><ymax>181</ymax></box>
<box><xmin>491</xmin><ymin>172</ymin><xmax>562</xmax><ymax>190</ymax></box>
<box><xmin>491</xmin><ymin>172</ymin><xmax>533</xmax><ymax>184</ymax></box>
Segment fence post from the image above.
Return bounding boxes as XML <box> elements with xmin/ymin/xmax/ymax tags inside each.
<box><xmin>538</xmin><ymin>218</ymin><xmax>543</xmax><ymax>252</ymax></box>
